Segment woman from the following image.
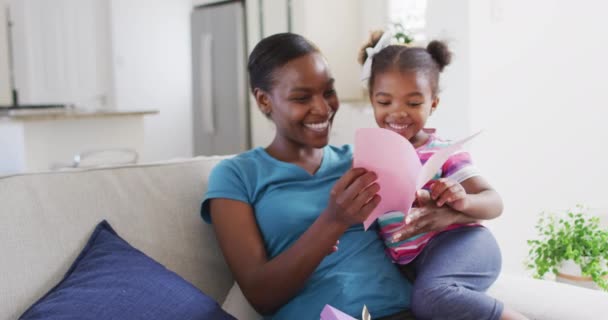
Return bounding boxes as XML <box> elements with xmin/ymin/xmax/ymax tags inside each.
<box><xmin>201</xmin><ymin>33</ymin><xmax>470</xmax><ymax>320</ymax></box>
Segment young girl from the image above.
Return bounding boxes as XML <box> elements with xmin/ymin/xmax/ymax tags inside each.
<box><xmin>358</xmin><ymin>31</ymin><xmax>527</xmax><ymax>320</ymax></box>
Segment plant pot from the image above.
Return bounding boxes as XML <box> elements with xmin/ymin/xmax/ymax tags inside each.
<box><xmin>556</xmin><ymin>260</ymin><xmax>602</xmax><ymax>290</ymax></box>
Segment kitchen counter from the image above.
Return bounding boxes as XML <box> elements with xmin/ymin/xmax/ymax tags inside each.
<box><xmin>0</xmin><ymin>108</ymin><xmax>158</xmax><ymax>121</ymax></box>
<box><xmin>0</xmin><ymin>109</ymin><xmax>157</xmax><ymax>174</ymax></box>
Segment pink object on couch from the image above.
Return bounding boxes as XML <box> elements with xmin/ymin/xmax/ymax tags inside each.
<box><xmin>320</xmin><ymin>305</ymin><xmax>357</xmax><ymax>320</ymax></box>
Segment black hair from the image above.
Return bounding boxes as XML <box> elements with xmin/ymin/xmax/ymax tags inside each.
<box><xmin>247</xmin><ymin>33</ymin><xmax>320</xmax><ymax>93</ymax></box>
<box><xmin>359</xmin><ymin>31</ymin><xmax>452</xmax><ymax>96</ymax></box>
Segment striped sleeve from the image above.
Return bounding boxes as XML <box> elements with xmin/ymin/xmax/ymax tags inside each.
<box><xmin>441</xmin><ymin>150</ymin><xmax>480</xmax><ymax>183</ymax></box>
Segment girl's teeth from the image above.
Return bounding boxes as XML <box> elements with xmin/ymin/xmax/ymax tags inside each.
<box><xmin>388</xmin><ymin>123</ymin><xmax>408</xmax><ymax>130</ymax></box>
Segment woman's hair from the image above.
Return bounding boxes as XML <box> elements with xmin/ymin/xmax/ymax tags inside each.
<box><xmin>248</xmin><ymin>33</ymin><xmax>320</xmax><ymax>93</ymax></box>
<box><xmin>358</xmin><ymin>31</ymin><xmax>452</xmax><ymax>96</ymax></box>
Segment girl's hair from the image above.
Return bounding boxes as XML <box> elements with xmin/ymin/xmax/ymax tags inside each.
<box><xmin>358</xmin><ymin>31</ymin><xmax>452</xmax><ymax>96</ymax></box>
<box><xmin>248</xmin><ymin>33</ymin><xmax>320</xmax><ymax>93</ymax></box>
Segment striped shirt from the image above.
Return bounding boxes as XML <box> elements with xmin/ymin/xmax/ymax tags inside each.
<box><xmin>377</xmin><ymin>130</ymin><xmax>481</xmax><ymax>265</ymax></box>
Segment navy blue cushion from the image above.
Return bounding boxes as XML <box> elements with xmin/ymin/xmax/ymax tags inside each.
<box><xmin>20</xmin><ymin>220</ymin><xmax>235</xmax><ymax>320</ymax></box>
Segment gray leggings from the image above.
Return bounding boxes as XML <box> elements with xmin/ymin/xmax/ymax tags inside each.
<box><xmin>408</xmin><ymin>226</ymin><xmax>503</xmax><ymax>320</ymax></box>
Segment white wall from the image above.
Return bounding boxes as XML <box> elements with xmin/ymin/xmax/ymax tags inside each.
<box><xmin>468</xmin><ymin>0</ymin><xmax>608</xmax><ymax>275</ymax></box>
<box><xmin>360</xmin><ymin>0</ymin><xmax>387</xmax><ymax>38</ymax></box>
<box><xmin>424</xmin><ymin>0</ymin><xmax>471</xmax><ymax>140</ymax></box>
<box><xmin>0</xmin><ymin>0</ymin><xmax>10</xmax><ymax>104</ymax></box>
<box><xmin>293</xmin><ymin>0</ymin><xmax>364</xmax><ymax>102</ymax></box>
<box><xmin>108</xmin><ymin>0</ymin><xmax>193</xmax><ymax>161</ymax></box>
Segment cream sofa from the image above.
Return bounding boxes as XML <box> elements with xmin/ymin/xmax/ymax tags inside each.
<box><xmin>2</xmin><ymin>156</ymin><xmax>607</xmax><ymax>320</ymax></box>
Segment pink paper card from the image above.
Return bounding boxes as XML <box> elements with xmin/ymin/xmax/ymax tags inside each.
<box><xmin>354</xmin><ymin>128</ymin><xmax>481</xmax><ymax>229</ymax></box>
<box><xmin>354</xmin><ymin>128</ymin><xmax>421</xmax><ymax>230</ymax></box>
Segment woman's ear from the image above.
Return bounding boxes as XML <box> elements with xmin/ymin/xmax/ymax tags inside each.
<box><xmin>254</xmin><ymin>88</ymin><xmax>272</xmax><ymax>116</ymax></box>
<box><xmin>430</xmin><ymin>97</ymin><xmax>440</xmax><ymax>115</ymax></box>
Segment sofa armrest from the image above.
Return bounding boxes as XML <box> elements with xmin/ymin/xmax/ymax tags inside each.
<box><xmin>488</xmin><ymin>273</ymin><xmax>608</xmax><ymax>320</ymax></box>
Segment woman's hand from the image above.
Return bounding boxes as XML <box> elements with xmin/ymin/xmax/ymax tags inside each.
<box><xmin>392</xmin><ymin>190</ymin><xmax>478</xmax><ymax>242</ymax></box>
<box><xmin>323</xmin><ymin>167</ymin><xmax>381</xmax><ymax>228</ymax></box>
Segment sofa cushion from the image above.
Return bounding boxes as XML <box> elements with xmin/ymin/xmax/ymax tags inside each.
<box><xmin>20</xmin><ymin>220</ymin><xmax>235</xmax><ymax>320</ymax></box>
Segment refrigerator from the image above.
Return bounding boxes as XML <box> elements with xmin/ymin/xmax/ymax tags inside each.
<box><xmin>191</xmin><ymin>0</ymin><xmax>250</xmax><ymax>156</ymax></box>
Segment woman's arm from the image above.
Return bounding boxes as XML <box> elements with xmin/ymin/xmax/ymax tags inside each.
<box><xmin>210</xmin><ymin>168</ymin><xmax>380</xmax><ymax>315</ymax></box>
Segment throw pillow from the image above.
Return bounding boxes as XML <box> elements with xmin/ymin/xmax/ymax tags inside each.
<box><xmin>20</xmin><ymin>220</ymin><xmax>235</xmax><ymax>320</ymax></box>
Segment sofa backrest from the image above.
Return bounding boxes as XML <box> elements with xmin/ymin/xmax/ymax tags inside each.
<box><xmin>0</xmin><ymin>157</ymin><xmax>234</xmax><ymax>319</ymax></box>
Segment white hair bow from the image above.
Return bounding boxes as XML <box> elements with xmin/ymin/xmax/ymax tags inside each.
<box><xmin>360</xmin><ymin>31</ymin><xmax>394</xmax><ymax>84</ymax></box>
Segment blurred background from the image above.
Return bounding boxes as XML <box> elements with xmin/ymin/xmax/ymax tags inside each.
<box><xmin>1</xmin><ymin>0</ymin><xmax>607</xmax><ymax>276</ymax></box>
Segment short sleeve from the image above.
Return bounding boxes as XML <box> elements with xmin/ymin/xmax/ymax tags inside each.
<box><xmin>200</xmin><ymin>159</ymin><xmax>250</xmax><ymax>223</ymax></box>
<box><xmin>441</xmin><ymin>150</ymin><xmax>481</xmax><ymax>183</ymax></box>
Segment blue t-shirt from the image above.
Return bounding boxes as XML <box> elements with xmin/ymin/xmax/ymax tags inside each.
<box><xmin>201</xmin><ymin>145</ymin><xmax>411</xmax><ymax>319</ymax></box>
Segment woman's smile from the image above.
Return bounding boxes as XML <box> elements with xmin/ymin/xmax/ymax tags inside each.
<box><xmin>304</xmin><ymin>120</ymin><xmax>330</xmax><ymax>132</ymax></box>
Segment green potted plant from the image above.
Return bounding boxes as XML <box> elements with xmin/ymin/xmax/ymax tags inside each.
<box><xmin>392</xmin><ymin>22</ymin><xmax>414</xmax><ymax>45</ymax></box>
<box><xmin>526</xmin><ymin>205</ymin><xmax>608</xmax><ymax>291</ymax></box>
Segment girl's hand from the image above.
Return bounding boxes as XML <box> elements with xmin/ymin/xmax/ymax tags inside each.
<box><xmin>429</xmin><ymin>178</ymin><xmax>469</xmax><ymax>212</ymax></box>
<box><xmin>323</xmin><ymin>167</ymin><xmax>381</xmax><ymax>228</ymax></box>
<box><xmin>393</xmin><ymin>190</ymin><xmax>476</xmax><ymax>242</ymax></box>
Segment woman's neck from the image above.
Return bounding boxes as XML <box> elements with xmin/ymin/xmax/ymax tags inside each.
<box><xmin>266</xmin><ymin>137</ymin><xmax>325</xmax><ymax>175</ymax></box>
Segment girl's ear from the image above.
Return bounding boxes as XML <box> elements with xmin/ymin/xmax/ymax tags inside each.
<box><xmin>254</xmin><ymin>88</ymin><xmax>272</xmax><ymax>116</ymax></box>
<box><xmin>430</xmin><ymin>96</ymin><xmax>440</xmax><ymax>115</ymax></box>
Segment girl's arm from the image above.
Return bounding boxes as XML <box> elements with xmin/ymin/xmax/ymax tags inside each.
<box><xmin>391</xmin><ymin>176</ymin><xmax>502</xmax><ymax>242</ymax></box>
<box><xmin>428</xmin><ymin>176</ymin><xmax>503</xmax><ymax>220</ymax></box>
<box><xmin>210</xmin><ymin>168</ymin><xmax>380</xmax><ymax>315</ymax></box>
<box><xmin>390</xmin><ymin>190</ymin><xmax>478</xmax><ymax>242</ymax></box>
